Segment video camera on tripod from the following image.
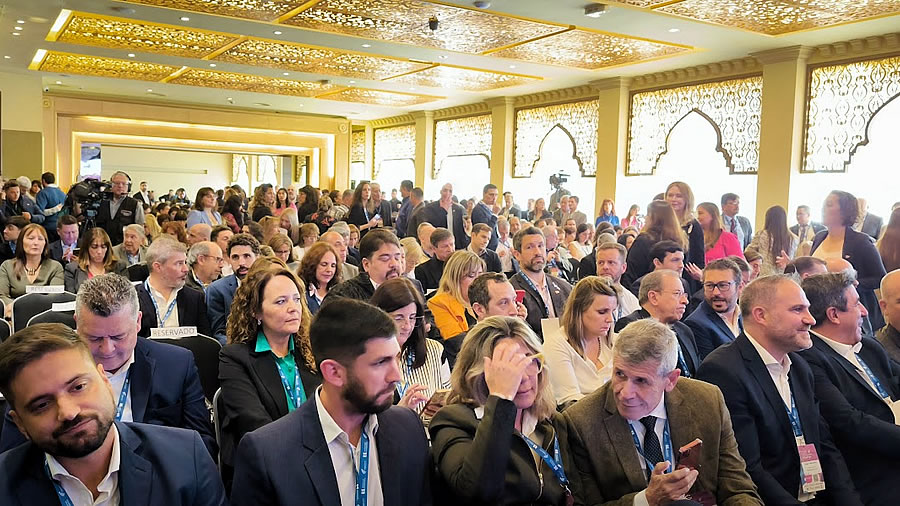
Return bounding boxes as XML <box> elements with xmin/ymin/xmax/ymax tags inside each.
<box><xmin>65</xmin><ymin>179</ymin><xmax>114</xmax><ymax>231</ymax></box>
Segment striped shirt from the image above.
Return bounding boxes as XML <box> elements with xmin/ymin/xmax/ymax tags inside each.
<box><xmin>400</xmin><ymin>339</ymin><xmax>451</xmax><ymax>414</ymax></box>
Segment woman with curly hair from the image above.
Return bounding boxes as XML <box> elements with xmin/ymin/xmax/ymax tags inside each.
<box><xmin>160</xmin><ymin>220</ymin><xmax>187</xmax><ymax>244</ymax></box>
<box><xmin>218</xmin><ymin>265</ymin><xmax>320</xmax><ymax>486</ymax></box>
<box><xmin>297</xmin><ymin>242</ymin><xmax>340</xmax><ymax>314</ymax></box>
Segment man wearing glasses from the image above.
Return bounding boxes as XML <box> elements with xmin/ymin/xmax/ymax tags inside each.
<box><xmin>185</xmin><ymin>241</ymin><xmax>224</xmax><ymax>294</ymax></box>
<box><xmin>96</xmin><ymin>171</ymin><xmax>144</xmax><ymax>245</ymax></box>
<box><xmin>685</xmin><ymin>258</ymin><xmax>744</xmax><ymax>360</ymax></box>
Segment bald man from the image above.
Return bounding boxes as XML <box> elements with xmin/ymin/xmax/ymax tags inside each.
<box><xmin>877</xmin><ymin>270</ymin><xmax>900</xmax><ymax>363</ymax></box>
<box><xmin>187</xmin><ymin>223</ymin><xmax>212</xmax><ymax>246</ymax></box>
<box><xmin>320</xmin><ymin>231</ymin><xmax>358</xmax><ymax>281</ymax></box>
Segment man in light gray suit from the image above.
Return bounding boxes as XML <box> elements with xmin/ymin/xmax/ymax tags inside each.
<box><xmin>112</xmin><ymin>224</ymin><xmax>148</xmax><ymax>268</ymax></box>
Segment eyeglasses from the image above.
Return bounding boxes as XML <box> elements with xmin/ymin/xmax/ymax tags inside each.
<box><xmin>201</xmin><ymin>255</ymin><xmax>224</xmax><ymax>264</ymax></box>
<box><xmin>526</xmin><ymin>353</ymin><xmax>545</xmax><ymax>374</ymax></box>
<box><xmin>392</xmin><ymin>315</ymin><xmax>425</xmax><ymax>327</ymax></box>
<box><xmin>703</xmin><ymin>281</ymin><xmax>735</xmax><ymax>292</ymax></box>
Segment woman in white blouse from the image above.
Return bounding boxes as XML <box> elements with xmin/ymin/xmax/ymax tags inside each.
<box><xmin>544</xmin><ymin>276</ymin><xmax>619</xmax><ymax>408</ymax></box>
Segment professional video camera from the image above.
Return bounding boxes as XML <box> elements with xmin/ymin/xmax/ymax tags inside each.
<box><xmin>549</xmin><ymin>172</ymin><xmax>569</xmax><ymax>190</ymax></box>
<box><xmin>65</xmin><ymin>178</ymin><xmax>113</xmax><ymax>230</ymax></box>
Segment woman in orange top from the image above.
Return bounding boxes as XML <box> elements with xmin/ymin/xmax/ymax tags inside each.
<box><xmin>427</xmin><ymin>250</ymin><xmax>485</xmax><ymax>340</ymax></box>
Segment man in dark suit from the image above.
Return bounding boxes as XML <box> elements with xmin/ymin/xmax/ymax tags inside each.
<box><xmin>133</xmin><ymin>180</ymin><xmax>152</xmax><ymax>206</ymax></box>
<box><xmin>405</xmin><ymin>187</ymin><xmax>427</xmax><ymax>239</ymax></box>
<box><xmin>469</xmin><ymin>223</ymin><xmax>502</xmax><ymax>273</ymax></box>
<box><xmin>415</xmin><ymin>227</ymin><xmax>454</xmax><ymax>291</ymax></box>
<box><xmin>791</xmin><ymin>205</ymin><xmax>826</xmax><ymax>244</ymax></box>
<box><xmin>470</xmin><ymin>183</ymin><xmax>499</xmax><ymax>251</ymax></box>
<box><xmin>508</xmin><ymin>226</ymin><xmax>572</xmax><ymax>341</ymax></box>
<box><xmin>697</xmin><ymin>275</ymin><xmax>863</xmax><ymax>506</ymax></box>
<box><xmin>231</xmin><ymin>299</ymin><xmax>430</xmax><ymax>506</ymax></box>
<box><xmin>369</xmin><ymin>182</ymin><xmax>393</xmax><ymax>228</ymax></box>
<box><xmin>721</xmin><ymin>193</ymin><xmax>753</xmax><ymax>250</ymax></box>
<box><xmin>207</xmin><ymin>233</ymin><xmax>259</xmax><ymax>344</ymax></box>
<box><xmin>326</xmin><ymin>229</ymin><xmax>423</xmax><ymax>302</ymax></box>
<box><xmin>0</xmin><ymin>324</ymin><xmax>226</xmax><ymax>505</ymax></box>
<box><xmin>394</xmin><ymin>180</ymin><xmax>414</xmax><ymax>239</ymax></box>
<box><xmin>565</xmin><ymin>319</ymin><xmax>762</xmax><ymax>505</ymax></box>
<box><xmin>136</xmin><ymin>236</ymin><xmax>211</xmax><ymax>338</ymax></box>
<box><xmin>798</xmin><ymin>271</ymin><xmax>900</xmax><ymax>505</ymax></box>
<box><xmin>423</xmin><ymin>183</ymin><xmax>469</xmax><ymax>250</ymax></box>
<box><xmin>876</xmin><ymin>269</ymin><xmax>900</xmax><ymax>363</ymax></box>
<box><xmin>855</xmin><ymin>198</ymin><xmax>883</xmax><ymax>240</ymax></box>
<box><xmin>499</xmin><ymin>191</ymin><xmax>523</xmax><ymax>220</ymax></box>
<box><xmin>685</xmin><ymin>258</ymin><xmax>744</xmax><ymax>360</ymax></box>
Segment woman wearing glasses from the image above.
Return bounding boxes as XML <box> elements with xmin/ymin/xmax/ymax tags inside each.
<box><xmin>371</xmin><ymin>277</ymin><xmax>450</xmax><ymax>416</ymax></box>
<box><xmin>430</xmin><ymin>316</ymin><xmax>574</xmax><ymax>505</ymax></box>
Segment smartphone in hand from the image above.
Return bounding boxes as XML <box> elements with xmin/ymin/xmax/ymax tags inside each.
<box><xmin>676</xmin><ymin>438</ymin><xmax>702</xmax><ymax>471</ymax></box>
<box><xmin>515</xmin><ymin>290</ymin><xmax>526</xmax><ymax>304</ymax></box>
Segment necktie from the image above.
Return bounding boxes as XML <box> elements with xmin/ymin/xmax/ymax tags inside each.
<box><xmin>640</xmin><ymin>416</ymin><xmax>664</xmax><ymax>469</ymax></box>
<box><xmin>800</xmin><ymin>225</ymin><xmax>807</xmax><ymax>241</ymax></box>
<box><xmin>730</xmin><ymin>218</ymin><xmax>736</xmax><ymax>233</ymax></box>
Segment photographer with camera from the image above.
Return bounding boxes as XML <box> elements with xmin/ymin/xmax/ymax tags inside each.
<box><xmin>95</xmin><ymin>171</ymin><xmax>144</xmax><ymax>245</ymax></box>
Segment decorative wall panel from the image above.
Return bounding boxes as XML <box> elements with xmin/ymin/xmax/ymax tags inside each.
<box><xmin>434</xmin><ymin>115</ymin><xmax>492</xmax><ymax>177</ymax></box>
<box><xmin>351</xmin><ymin>130</ymin><xmax>366</xmax><ymax>163</ymax></box>
<box><xmin>36</xmin><ymin>52</ymin><xmax>179</xmax><ymax>82</ymax></box>
<box><xmin>804</xmin><ymin>55</ymin><xmax>900</xmax><ymax>173</ymax></box>
<box><xmin>121</xmin><ymin>0</ymin><xmax>310</xmax><ymax>22</ymax></box>
<box><xmin>628</xmin><ymin>76</ymin><xmax>762</xmax><ymax>175</ymax></box>
<box><xmin>515</xmin><ymin>100</ymin><xmax>599</xmax><ymax>177</ymax></box>
<box><xmin>318</xmin><ymin>88</ymin><xmax>443</xmax><ymax>106</ymax></box>
<box><xmin>385</xmin><ymin>65</ymin><xmax>539</xmax><ymax>92</ymax></box>
<box><xmin>374</xmin><ymin>124</ymin><xmax>416</xmax><ymax>178</ymax></box>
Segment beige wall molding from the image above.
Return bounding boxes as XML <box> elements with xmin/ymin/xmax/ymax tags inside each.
<box><xmin>630</xmin><ymin>57</ymin><xmax>761</xmax><ymax>91</ymax></box>
<box><xmin>433</xmin><ymin>102</ymin><xmax>490</xmax><ymax>120</ymax></box>
<box><xmin>513</xmin><ymin>84</ymin><xmax>597</xmax><ymax>108</ymax></box>
<box><xmin>812</xmin><ymin>32</ymin><xmax>900</xmax><ymax>63</ymax></box>
<box><xmin>369</xmin><ymin>114</ymin><xmax>415</xmax><ymax>128</ymax></box>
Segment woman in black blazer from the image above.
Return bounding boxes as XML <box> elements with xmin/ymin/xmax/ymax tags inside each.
<box><xmin>430</xmin><ymin>316</ymin><xmax>574</xmax><ymax>506</ymax></box>
<box><xmin>218</xmin><ymin>264</ymin><xmax>320</xmax><ymax>486</ymax></box>
<box><xmin>622</xmin><ymin>200</ymin><xmax>692</xmax><ymax>291</ymax></box>
<box><xmin>666</xmin><ymin>182</ymin><xmax>705</xmax><ymax>290</ymax></box>
<box><xmin>811</xmin><ymin>190</ymin><xmax>887</xmax><ymax>328</ymax></box>
<box><xmin>346</xmin><ymin>180</ymin><xmax>382</xmax><ymax>237</ymax></box>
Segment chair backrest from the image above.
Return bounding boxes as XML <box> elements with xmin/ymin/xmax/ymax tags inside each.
<box><xmin>27</xmin><ymin>309</ymin><xmax>77</xmax><ymax>330</ymax></box>
<box><xmin>212</xmin><ymin>388</ymin><xmax>223</xmax><ymax>470</ymax></box>
<box><xmin>151</xmin><ymin>334</ymin><xmax>222</xmax><ymax>402</ymax></box>
<box><xmin>0</xmin><ymin>319</ymin><xmax>11</xmax><ymax>343</ymax></box>
<box><xmin>126</xmin><ymin>263</ymin><xmax>149</xmax><ymax>282</ymax></box>
<box><xmin>11</xmin><ymin>292</ymin><xmax>77</xmax><ymax>333</ymax></box>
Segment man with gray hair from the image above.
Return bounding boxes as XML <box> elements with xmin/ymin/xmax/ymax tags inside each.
<box><xmin>321</xmin><ymin>230</ymin><xmax>359</xmax><ymax>281</ymax></box>
<box><xmin>0</xmin><ymin>273</ymin><xmax>216</xmax><ymax>456</ymax></box>
<box><xmin>565</xmin><ymin>318</ymin><xmax>761</xmax><ymax>506</ymax></box>
<box><xmin>96</xmin><ymin>170</ymin><xmax>144</xmax><ymax>245</ymax></box>
<box><xmin>135</xmin><ymin>236</ymin><xmax>210</xmax><ymax>337</ymax></box>
<box><xmin>187</xmin><ymin>223</ymin><xmax>212</xmax><ymax>247</ymax></box>
<box><xmin>112</xmin><ymin>223</ymin><xmax>147</xmax><ymax>267</ymax></box>
<box><xmin>185</xmin><ymin>241</ymin><xmax>224</xmax><ymax>294</ymax></box>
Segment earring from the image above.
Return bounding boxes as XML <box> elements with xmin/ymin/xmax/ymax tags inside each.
<box><xmin>257</xmin><ymin>319</ymin><xmax>261</xmax><ymax>326</ymax></box>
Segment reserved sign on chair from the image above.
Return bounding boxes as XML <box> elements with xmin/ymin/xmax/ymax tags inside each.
<box><xmin>150</xmin><ymin>326</ymin><xmax>198</xmax><ymax>339</ymax></box>
<box><xmin>25</xmin><ymin>285</ymin><xmax>65</xmax><ymax>294</ymax></box>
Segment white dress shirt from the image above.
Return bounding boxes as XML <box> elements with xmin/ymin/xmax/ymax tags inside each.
<box><xmin>544</xmin><ymin>328</ymin><xmax>612</xmax><ymax>405</ymax></box>
<box><xmin>106</xmin><ymin>353</ymin><xmax>135</xmax><ymax>422</ymax></box>
<box><xmin>146</xmin><ymin>280</ymin><xmax>180</xmax><ymax>328</ymax></box>
<box><xmin>315</xmin><ymin>388</ymin><xmax>384</xmax><ymax>506</ymax></box>
<box><xmin>718</xmin><ymin>310</ymin><xmax>741</xmax><ymax>338</ymax></box>
<box><xmin>497</xmin><ymin>236</ymin><xmax>513</xmax><ymax>272</ymax></box>
<box><xmin>616</xmin><ymin>285</ymin><xmax>641</xmax><ymax>320</ymax></box>
<box><xmin>814</xmin><ymin>332</ymin><xmax>883</xmax><ymax>398</ymax></box>
<box><xmin>46</xmin><ymin>424</ymin><xmax>121</xmax><ymax>506</ymax></box>
<box><xmin>629</xmin><ymin>397</ymin><xmax>668</xmax><ymax>506</ymax></box>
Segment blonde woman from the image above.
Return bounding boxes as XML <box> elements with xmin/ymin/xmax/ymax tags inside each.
<box><xmin>665</xmin><ymin>181</ymin><xmax>706</xmax><ymax>272</ymax></box>
<box><xmin>427</xmin><ymin>250</ymin><xmax>485</xmax><ymax>339</ymax></box>
<box><xmin>278</xmin><ymin>207</ymin><xmax>301</xmax><ymax>245</ymax></box>
<box><xmin>544</xmin><ymin>276</ymin><xmax>619</xmax><ymax>407</ymax></box>
<box><xmin>144</xmin><ymin>213</ymin><xmax>162</xmax><ymax>242</ymax></box>
<box><xmin>399</xmin><ymin>236</ymin><xmax>428</xmax><ymax>278</ymax></box>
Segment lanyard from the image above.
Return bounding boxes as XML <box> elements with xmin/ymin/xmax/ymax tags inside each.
<box><xmin>115</xmin><ymin>369</ymin><xmax>132</xmax><ymax>421</ymax></box>
<box><xmin>275</xmin><ymin>357</ymin><xmax>306</xmax><ymax>411</ymax></box>
<box><xmin>628</xmin><ymin>419</ymin><xmax>674</xmax><ymax>478</ymax></box>
<box><xmin>520</xmin><ymin>433</ymin><xmax>570</xmax><ymax>491</ymax></box>
<box><xmin>144</xmin><ymin>280</ymin><xmax>177</xmax><ymax>327</ymax></box>
<box><xmin>856</xmin><ymin>354</ymin><xmax>891</xmax><ymax>400</ymax></box>
<box><xmin>44</xmin><ymin>462</ymin><xmax>75</xmax><ymax>506</ymax></box>
<box><xmin>352</xmin><ymin>417</ymin><xmax>371</xmax><ymax>506</ymax></box>
<box><xmin>396</xmin><ymin>351</ymin><xmax>415</xmax><ymax>399</ymax></box>
<box><xmin>675</xmin><ymin>344</ymin><xmax>690</xmax><ymax>378</ymax></box>
<box><xmin>516</xmin><ymin>272</ymin><xmax>550</xmax><ymax>317</ymax></box>
<box><xmin>785</xmin><ymin>391</ymin><xmax>804</xmax><ymax>439</ymax></box>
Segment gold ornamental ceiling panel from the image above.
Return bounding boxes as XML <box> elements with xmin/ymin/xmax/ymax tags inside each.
<box><xmin>489</xmin><ymin>29</ymin><xmax>688</xmax><ymax>70</ymax></box>
<box><xmin>55</xmin><ymin>13</ymin><xmax>240</xmax><ymax>59</ymax></box>
<box><xmin>317</xmin><ymin>88</ymin><xmax>443</xmax><ymax>106</ymax></box>
<box><xmin>120</xmin><ymin>0</ymin><xmax>313</xmax><ymax>22</ymax></box>
<box><xmin>281</xmin><ymin>0</ymin><xmax>564</xmax><ymax>54</ymax></box>
<box><xmin>35</xmin><ymin>51</ymin><xmax>180</xmax><ymax>82</ymax></box>
<box><xmin>216</xmin><ymin>38</ymin><xmax>429</xmax><ymax>80</ymax></box>
<box><xmin>169</xmin><ymin>68</ymin><xmax>341</xmax><ymax>97</ymax></box>
<box><xmin>384</xmin><ymin>64</ymin><xmax>540</xmax><ymax>92</ymax></box>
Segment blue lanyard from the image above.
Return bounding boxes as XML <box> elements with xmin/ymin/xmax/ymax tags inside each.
<box><xmin>675</xmin><ymin>344</ymin><xmax>690</xmax><ymax>378</ymax></box>
<box><xmin>516</xmin><ymin>272</ymin><xmax>550</xmax><ymax>317</ymax></box>
<box><xmin>628</xmin><ymin>419</ymin><xmax>674</xmax><ymax>478</ymax></box>
<box><xmin>115</xmin><ymin>369</ymin><xmax>132</xmax><ymax>421</ymax></box>
<box><xmin>144</xmin><ymin>280</ymin><xmax>177</xmax><ymax>326</ymax></box>
<box><xmin>785</xmin><ymin>391</ymin><xmax>804</xmax><ymax>439</ymax></box>
<box><xmin>856</xmin><ymin>354</ymin><xmax>891</xmax><ymax>400</ymax></box>
<box><xmin>520</xmin><ymin>433</ymin><xmax>570</xmax><ymax>491</ymax></box>
<box><xmin>396</xmin><ymin>351</ymin><xmax>415</xmax><ymax>399</ymax></box>
<box><xmin>352</xmin><ymin>417</ymin><xmax>371</xmax><ymax>506</ymax></box>
<box><xmin>44</xmin><ymin>462</ymin><xmax>75</xmax><ymax>506</ymax></box>
<box><xmin>275</xmin><ymin>357</ymin><xmax>306</xmax><ymax>411</ymax></box>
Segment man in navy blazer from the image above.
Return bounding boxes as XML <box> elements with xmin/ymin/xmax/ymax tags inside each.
<box><xmin>685</xmin><ymin>258</ymin><xmax>744</xmax><ymax>360</ymax></box>
<box><xmin>231</xmin><ymin>299</ymin><xmax>431</xmax><ymax>506</ymax></box>
<box><xmin>697</xmin><ymin>275</ymin><xmax>862</xmax><ymax>506</ymax></box>
<box><xmin>423</xmin><ymin>183</ymin><xmax>469</xmax><ymax>251</ymax></box>
<box><xmin>798</xmin><ymin>272</ymin><xmax>900</xmax><ymax>505</ymax></box>
<box><xmin>0</xmin><ymin>323</ymin><xmax>225</xmax><ymax>505</ymax></box>
<box><xmin>207</xmin><ymin>233</ymin><xmax>259</xmax><ymax>343</ymax></box>
<box><xmin>470</xmin><ymin>183</ymin><xmax>499</xmax><ymax>251</ymax></box>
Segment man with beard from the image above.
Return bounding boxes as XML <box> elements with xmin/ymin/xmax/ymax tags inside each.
<box><xmin>509</xmin><ymin>226</ymin><xmax>572</xmax><ymax>341</ymax></box>
<box><xmin>326</xmin><ymin>229</ymin><xmax>423</xmax><ymax>301</ymax></box>
<box><xmin>685</xmin><ymin>258</ymin><xmax>744</xmax><ymax>360</ymax></box>
<box><xmin>135</xmin><ymin>236</ymin><xmax>210</xmax><ymax>338</ymax></box>
<box><xmin>697</xmin><ymin>275</ymin><xmax>862</xmax><ymax>505</ymax></box>
<box><xmin>231</xmin><ymin>299</ymin><xmax>431</xmax><ymax>506</ymax></box>
<box><xmin>207</xmin><ymin>233</ymin><xmax>259</xmax><ymax>344</ymax></box>
<box><xmin>0</xmin><ymin>323</ymin><xmax>225</xmax><ymax>504</ymax></box>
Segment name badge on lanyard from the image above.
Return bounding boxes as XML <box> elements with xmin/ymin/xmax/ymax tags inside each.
<box><xmin>44</xmin><ymin>462</ymin><xmax>76</xmax><ymax>506</ymax></box>
<box><xmin>115</xmin><ymin>369</ymin><xmax>132</xmax><ymax>421</ymax></box>
<box><xmin>786</xmin><ymin>393</ymin><xmax>826</xmax><ymax>494</ymax></box>
<box><xmin>275</xmin><ymin>360</ymin><xmax>306</xmax><ymax>410</ymax></box>
<box><xmin>145</xmin><ymin>280</ymin><xmax>177</xmax><ymax>327</ymax></box>
<box><xmin>353</xmin><ymin>417</ymin><xmax>371</xmax><ymax>506</ymax></box>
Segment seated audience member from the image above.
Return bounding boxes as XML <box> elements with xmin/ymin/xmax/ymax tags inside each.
<box><xmin>565</xmin><ymin>319</ymin><xmax>761</xmax><ymax>505</ymax></box>
<box><xmin>697</xmin><ymin>275</ymin><xmax>863</xmax><ymax>506</ymax></box>
<box><xmin>161</xmin><ymin>220</ymin><xmax>188</xmax><ymax>244</ymax></box>
<box><xmin>64</xmin><ymin>227</ymin><xmax>123</xmax><ymax>293</ymax></box>
<box><xmin>468</xmin><ymin>223</ymin><xmax>503</xmax><ymax>273</ymax></box>
<box><xmin>685</xmin><ymin>258</ymin><xmax>744</xmax><ymax>360</ymax></box>
<box><xmin>3</xmin><ymin>180</ymin><xmax>44</xmax><ymax>224</ymax></box>
<box><xmin>510</xmin><ymin>226</ymin><xmax>573</xmax><ymax>341</ymax></box>
<box><xmin>415</xmin><ymin>227</ymin><xmax>455</xmax><ymax>291</ymax></box>
<box><xmin>219</xmin><ymin>265</ymin><xmax>321</xmax><ymax>488</ymax></box>
<box><xmin>0</xmin><ymin>324</ymin><xmax>226</xmax><ymax>505</ymax></box>
<box><xmin>242</xmin><ymin>220</ymin><xmax>264</xmax><ymax>243</ymax></box>
<box><xmin>798</xmin><ymin>271</ymin><xmax>900</xmax><ymax>505</ymax></box>
<box><xmin>136</xmin><ymin>236</ymin><xmax>211</xmax><ymax>337</ymax></box>
<box><xmin>297</xmin><ymin>242</ymin><xmax>341</xmax><ymax>314</ymax></box>
<box><xmin>268</xmin><ymin>234</ymin><xmax>298</xmax><ymax>271</ymax></box>
<box><xmin>0</xmin><ymin>217</ymin><xmax>28</xmax><ymax>264</ymax></box>
<box><xmin>743</xmin><ymin>248</ymin><xmax>762</xmax><ymax>280</ymax></box>
<box><xmin>615</xmin><ymin>270</ymin><xmax>700</xmax><ymax>378</ymax></box>
<box><xmin>325</xmin><ymin>228</ymin><xmax>422</xmax><ymax>301</ymax></box>
<box><xmin>628</xmin><ymin>240</ymin><xmax>691</xmax><ymax>298</ymax></box>
<box><xmin>568</xmin><ymin>223</ymin><xmax>593</xmax><ymax>261</ymax></box>
<box><xmin>207</xmin><ymin>233</ymin><xmax>260</xmax><ymax>343</ymax></box>
<box><xmin>594</xmin><ymin>242</ymin><xmax>641</xmax><ymax>322</ymax></box>
<box><xmin>278</xmin><ymin>207</ymin><xmax>301</xmax><ymax>245</ymax></box>
<box><xmin>417</xmin><ymin>222</ymin><xmax>436</xmax><ymax>258</ymax></box>
<box><xmin>49</xmin><ymin>214</ymin><xmax>80</xmax><ymax>264</ymax></box>
<box><xmin>0</xmin><ymin>223</ymin><xmax>64</xmax><ymax>316</ymax></box>
<box><xmin>541</xmin><ymin>225</ymin><xmax>576</xmax><ymax>282</ymax></box>
<box><xmin>185</xmin><ymin>186</ymin><xmax>222</xmax><ymax>228</ymax></box>
<box><xmin>430</xmin><ymin>316</ymin><xmax>573</xmax><ymax>505</ymax></box>
<box><xmin>185</xmin><ymin>241</ymin><xmax>224</xmax><ymax>294</ymax></box>
<box><xmin>877</xmin><ymin>269</ymin><xmax>900</xmax><ymax>363</ymax></box>
<box><xmin>545</xmin><ymin>276</ymin><xmax>618</xmax><ymax>407</ymax></box>
<box><xmin>428</xmin><ymin>250</ymin><xmax>485</xmax><ymax>340</ymax></box>
<box><xmin>371</xmin><ymin>278</ymin><xmax>450</xmax><ymax>415</ymax></box>
<box><xmin>186</xmin><ymin>223</ymin><xmax>212</xmax><ymax>247</ymax></box>
<box><xmin>231</xmin><ymin>299</ymin><xmax>431</xmax><ymax>506</ymax></box>
<box><xmin>784</xmin><ymin>255</ymin><xmax>828</xmax><ymax>278</ymax></box>
<box><xmin>0</xmin><ymin>273</ymin><xmax>216</xmax><ymax>455</ymax></box>
<box><xmin>400</xmin><ymin>236</ymin><xmax>428</xmax><ymax>278</ymax></box>
<box><xmin>697</xmin><ymin>202</ymin><xmax>744</xmax><ymax>263</ymax></box>
<box><xmin>294</xmin><ymin>223</ymin><xmax>320</xmax><ymax>261</ymax></box>
<box><xmin>728</xmin><ymin>254</ymin><xmax>752</xmax><ymax>288</ymax></box>
<box><xmin>220</xmin><ymin>194</ymin><xmax>244</xmax><ymax>234</ymax></box>
<box><xmin>112</xmin><ymin>224</ymin><xmax>148</xmax><ymax>267</ymax></box>
<box><xmin>320</xmin><ymin>230</ymin><xmax>358</xmax><ymax>281</ymax></box>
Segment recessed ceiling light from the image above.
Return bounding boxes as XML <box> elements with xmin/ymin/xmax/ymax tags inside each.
<box><xmin>180</xmin><ymin>16</ymin><xmax>190</xmax><ymax>21</ymax></box>
<box><xmin>584</xmin><ymin>3</ymin><xmax>608</xmax><ymax>17</ymax></box>
<box><xmin>409</xmin><ymin>87</ymin><xmax>416</xmax><ymax>91</ymax></box>
<box><xmin>209</xmin><ymin>63</ymin><xmax>216</xmax><ymax>67</ymax></box>
<box><xmin>509</xmin><ymin>65</ymin><xmax>516</xmax><ymax>69</ymax></box>
<box><xmin>283</xmin><ymin>72</ymin><xmax>289</xmax><ymax>76</ymax></box>
<box><xmin>16</xmin><ymin>20</ymin><xmax>25</xmax><ymax>24</ymax></box>
<box><xmin>55</xmin><ymin>80</ymin><xmax>62</xmax><ymax>85</ymax></box>
<box><xmin>146</xmin><ymin>88</ymin><xmax>153</xmax><ymax>92</ymax></box>
<box><xmin>273</xmin><ymin>30</ymin><xmax>282</xmax><ymax>35</ymax></box>
<box><xmin>14</xmin><ymin>26</ymin><xmax>23</xmax><ymax>31</ymax></box>
<box><xmin>12</xmin><ymin>32</ymin><xmax>20</xmax><ymax>36</ymax></box>
<box><xmin>349</xmin><ymin>80</ymin><xmax>356</xmax><ymax>84</ymax></box>
<box><xmin>361</xmin><ymin>43</ymin><xmax>371</xmax><ymax>48</ymax></box>
<box><xmin>127</xmin><ymin>53</ymin><xmax>135</xmax><ymax>57</ymax></box>
<box><xmin>3</xmin><ymin>56</ymin><xmax>10</xmax><ymax>59</ymax></box>
<box><xmin>438</xmin><ymin>55</ymin><xmax>448</xmax><ymax>59</ymax></box>
<box><xmin>668</xmin><ymin>28</ymin><xmax>680</xmax><ymax>33</ymax></box>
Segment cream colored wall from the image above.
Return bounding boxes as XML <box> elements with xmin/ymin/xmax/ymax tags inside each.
<box><xmin>1</xmin><ymin>71</ymin><xmax>44</xmax><ymax>178</ymax></box>
<box><xmin>100</xmin><ymin>146</ymin><xmax>232</xmax><ymax>199</ymax></box>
